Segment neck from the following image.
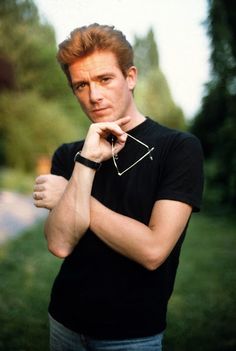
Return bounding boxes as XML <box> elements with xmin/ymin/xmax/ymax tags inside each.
<box><xmin>122</xmin><ymin>105</ymin><xmax>146</xmax><ymax>132</ymax></box>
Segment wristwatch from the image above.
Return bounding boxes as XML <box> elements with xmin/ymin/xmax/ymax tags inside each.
<box><xmin>74</xmin><ymin>151</ymin><xmax>101</xmax><ymax>170</ymax></box>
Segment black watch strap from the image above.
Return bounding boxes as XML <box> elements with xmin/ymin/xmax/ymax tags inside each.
<box><xmin>74</xmin><ymin>151</ymin><xmax>101</xmax><ymax>170</ymax></box>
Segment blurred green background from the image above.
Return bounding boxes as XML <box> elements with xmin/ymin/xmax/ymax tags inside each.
<box><xmin>0</xmin><ymin>0</ymin><xmax>235</xmax><ymax>350</ymax></box>
<box><xmin>1</xmin><ymin>0</ymin><xmax>236</xmax><ymax>210</ymax></box>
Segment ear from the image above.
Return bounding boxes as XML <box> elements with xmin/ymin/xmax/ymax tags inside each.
<box><xmin>126</xmin><ymin>66</ymin><xmax>137</xmax><ymax>91</ymax></box>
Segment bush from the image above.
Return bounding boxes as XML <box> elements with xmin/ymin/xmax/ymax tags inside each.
<box><xmin>0</xmin><ymin>91</ymin><xmax>82</xmax><ymax>172</ymax></box>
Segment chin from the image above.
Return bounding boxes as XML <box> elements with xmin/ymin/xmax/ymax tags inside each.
<box><xmin>90</xmin><ymin>114</ymin><xmax>119</xmax><ymax>123</ymax></box>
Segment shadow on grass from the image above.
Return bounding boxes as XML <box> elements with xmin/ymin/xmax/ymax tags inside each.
<box><xmin>0</xmin><ymin>214</ymin><xmax>235</xmax><ymax>350</ymax></box>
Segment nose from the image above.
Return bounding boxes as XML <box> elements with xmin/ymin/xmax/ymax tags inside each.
<box><xmin>89</xmin><ymin>83</ymin><xmax>103</xmax><ymax>103</ymax></box>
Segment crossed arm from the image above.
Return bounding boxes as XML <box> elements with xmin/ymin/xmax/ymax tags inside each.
<box><xmin>33</xmin><ymin>118</ymin><xmax>192</xmax><ymax>269</ymax></box>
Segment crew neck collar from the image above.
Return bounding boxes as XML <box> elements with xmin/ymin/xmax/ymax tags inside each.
<box><xmin>126</xmin><ymin>116</ymin><xmax>152</xmax><ymax>135</ymax></box>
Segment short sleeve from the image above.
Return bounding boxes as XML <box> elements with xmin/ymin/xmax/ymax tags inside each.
<box><xmin>51</xmin><ymin>144</ymin><xmax>71</xmax><ymax>180</ymax></box>
<box><xmin>156</xmin><ymin>135</ymin><xmax>204</xmax><ymax>212</ymax></box>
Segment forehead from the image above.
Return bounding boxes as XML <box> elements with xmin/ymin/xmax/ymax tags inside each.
<box><xmin>69</xmin><ymin>51</ymin><xmax>121</xmax><ymax>79</ymax></box>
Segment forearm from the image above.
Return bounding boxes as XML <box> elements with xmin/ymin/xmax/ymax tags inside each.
<box><xmin>90</xmin><ymin>197</ymin><xmax>158</xmax><ymax>269</ymax></box>
<box><xmin>38</xmin><ymin>118</ymin><xmax>132</xmax><ymax>258</ymax></box>
<box><xmin>45</xmin><ymin>163</ymin><xmax>96</xmax><ymax>258</ymax></box>
<box><xmin>90</xmin><ymin>197</ymin><xmax>192</xmax><ymax>270</ymax></box>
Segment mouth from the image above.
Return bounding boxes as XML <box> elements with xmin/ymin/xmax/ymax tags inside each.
<box><xmin>91</xmin><ymin>107</ymin><xmax>110</xmax><ymax>116</ymax></box>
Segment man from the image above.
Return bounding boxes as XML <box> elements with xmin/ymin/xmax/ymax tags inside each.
<box><xmin>33</xmin><ymin>23</ymin><xmax>204</xmax><ymax>351</ymax></box>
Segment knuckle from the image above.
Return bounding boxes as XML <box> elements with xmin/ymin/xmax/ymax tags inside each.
<box><xmin>89</xmin><ymin>123</ymin><xmax>97</xmax><ymax>131</ymax></box>
<box><xmin>35</xmin><ymin>176</ymin><xmax>42</xmax><ymax>182</ymax></box>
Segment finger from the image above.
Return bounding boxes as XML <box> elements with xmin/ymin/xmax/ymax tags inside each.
<box><xmin>98</xmin><ymin>123</ymin><xmax>126</xmax><ymax>138</ymax></box>
<box><xmin>35</xmin><ymin>175</ymin><xmax>50</xmax><ymax>184</ymax></box>
<box><xmin>33</xmin><ymin>192</ymin><xmax>39</xmax><ymax>200</ymax></box>
<box><xmin>33</xmin><ymin>192</ymin><xmax>45</xmax><ymax>201</ymax></box>
<box><xmin>34</xmin><ymin>197</ymin><xmax>51</xmax><ymax>210</ymax></box>
<box><xmin>34</xmin><ymin>199</ymin><xmax>41</xmax><ymax>208</ymax></box>
<box><xmin>115</xmin><ymin>133</ymin><xmax>128</xmax><ymax>145</ymax></box>
<box><xmin>34</xmin><ymin>199</ymin><xmax>45</xmax><ymax>208</ymax></box>
<box><xmin>113</xmin><ymin>134</ymin><xmax>128</xmax><ymax>155</ymax></box>
<box><xmin>112</xmin><ymin>116</ymin><xmax>131</xmax><ymax>137</ymax></box>
<box><xmin>33</xmin><ymin>184</ymin><xmax>45</xmax><ymax>192</ymax></box>
<box><xmin>90</xmin><ymin>117</ymin><xmax>130</xmax><ymax>139</ymax></box>
<box><xmin>116</xmin><ymin>116</ymin><xmax>131</xmax><ymax>127</ymax></box>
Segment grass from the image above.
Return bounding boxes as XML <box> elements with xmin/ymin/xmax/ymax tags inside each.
<box><xmin>164</xmin><ymin>213</ymin><xmax>236</xmax><ymax>351</ymax></box>
<box><xmin>0</xmin><ymin>223</ymin><xmax>61</xmax><ymax>351</ymax></box>
<box><xmin>0</xmin><ymin>214</ymin><xmax>235</xmax><ymax>350</ymax></box>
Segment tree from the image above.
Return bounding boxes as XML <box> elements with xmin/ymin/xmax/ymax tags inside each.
<box><xmin>133</xmin><ymin>28</ymin><xmax>185</xmax><ymax>129</ymax></box>
<box><xmin>0</xmin><ymin>92</ymin><xmax>78</xmax><ymax>171</ymax></box>
<box><xmin>191</xmin><ymin>0</ymin><xmax>236</xmax><ymax>209</ymax></box>
<box><xmin>0</xmin><ymin>0</ymin><xmax>87</xmax><ymax>171</ymax></box>
<box><xmin>0</xmin><ymin>0</ymin><xmax>65</xmax><ymax>99</ymax></box>
<box><xmin>133</xmin><ymin>28</ymin><xmax>159</xmax><ymax>73</ymax></box>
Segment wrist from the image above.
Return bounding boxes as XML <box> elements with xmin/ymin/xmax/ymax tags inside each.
<box><xmin>80</xmin><ymin>147</ymin><xmax>102</xmax><ymax>163</ymax></box>
<box><xmin>74</xmin><ymin>151</ymin><xmax>102</xmax><ymax>171</ymax></box>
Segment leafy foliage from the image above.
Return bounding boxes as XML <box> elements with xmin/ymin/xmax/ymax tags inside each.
<box><xmin>0</xmin><ymin>0</ymin><xmax>58</xmax><ymax>96</ymax></box>
<box><xmin>135</xmin><ymin>70</ymin><xmax>185</xmax><ymax>129</ymax></box>
<box><xmin>0</xmin><ymin>92</ymin><xmax>79</xmax><ymax>171</ymax></box>
<box><xmin>0</xmin><ymin>0</ymin><xmax>86</xmax><ymax>172</ymax></box>
<box><xmin>190</xmin><ymin>0</ymin><xmax>236</xmax><ymax>209</ymax></box>
<box><xmin>133</xmin><ymin>28</ymin><xmax>159</xmax><ymax>72</ymax></box>
<box><xmin>133</xmin><ymin>28</ymin><xmax>185</xmax><ymax>129</ymax></box>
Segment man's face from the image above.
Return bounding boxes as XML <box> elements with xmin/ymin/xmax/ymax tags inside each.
<box><xmin>69</xmin><ymin>51</ymin><xmax>136</xmax><ymax>124</ymax></box>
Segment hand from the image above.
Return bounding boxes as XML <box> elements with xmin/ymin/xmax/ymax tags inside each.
<box><xmin>81</xmin><ymin>116</ymin><xmax>131</xmax><ymax>162</ymax></box>
<box><xmin>33</xmin><ymin>174</ymin><xmax>68</xmax><ymax>210</ymax></box>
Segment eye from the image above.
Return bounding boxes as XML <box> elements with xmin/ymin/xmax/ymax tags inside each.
<box><xmin>73</xmin><ymin>82</ymin><xmax>86</xmax><ymax>92</ymax></box>
<box><xmin>101</xmin><ymin>76</ymin><xmax>112</xmax><ymax>84</ymax></box>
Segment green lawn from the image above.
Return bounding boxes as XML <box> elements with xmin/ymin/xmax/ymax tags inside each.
<box><xmin>0</xmin><ymin>213</ymin><xmax>235</xmax><ymax>351</ymax></box>
<box><xmin>165</xmin><ymin>213</ymin><xmax>236</xmax><ymax>351</ymax></box>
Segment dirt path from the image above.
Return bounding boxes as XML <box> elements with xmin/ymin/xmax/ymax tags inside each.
<box><xmin>0</xmin><ymin>191</ymin><xmax>47</xmax><ymax>245</ymax></box>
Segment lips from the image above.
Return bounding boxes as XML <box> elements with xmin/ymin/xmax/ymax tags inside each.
<box><xmin>92</xmin><ymin>107</ymin><xmax>108</xmax><ymax>112</ymax></box>
<box><xmin>91</xmin><ymin>107</ymin><xmax>110</xmax><ymax>116</ymax></box>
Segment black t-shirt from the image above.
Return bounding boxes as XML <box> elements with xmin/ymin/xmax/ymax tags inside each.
<box><xmin>48</xmin><ymin>117</ymin><xmax>204</xmax><ymax>339</ymax></box>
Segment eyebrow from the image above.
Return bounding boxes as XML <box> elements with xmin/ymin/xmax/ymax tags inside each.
<box><xmin>71</xmin><ymin>72</ymin><xmax>117</xmax><ymax>90</ymax></box>
<box><xmin>71</xmin><ymin>80</ymin><xmax>86</xmax><ymax>88</ymax></box>
<box><xmin>96</xmin><ymin>72</ymin><xmax>116</xmax><ymax>79</ymax></box>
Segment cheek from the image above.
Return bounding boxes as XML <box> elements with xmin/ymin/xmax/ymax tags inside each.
<box><xmin>112</xmin><ymin>84</ymin><xmax>128</xmax><ymax>103</ymax></box>
<box><xmin>76</xmin><ymin>95</ymin><xmax>88</xmax><ymax>109</ymax></box>
<box><xmin>117</xmin><ymin>86</ymin><xmax>131</xmax><ymax>106</ymax></box>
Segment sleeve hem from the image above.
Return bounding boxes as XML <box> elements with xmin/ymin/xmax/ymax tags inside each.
<box><xmin>156</xmin><ymin>192</ymin><xmax>201</xmax><ymax>212</ymax></box>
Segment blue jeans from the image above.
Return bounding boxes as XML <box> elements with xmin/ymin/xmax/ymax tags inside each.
<box><xmin>49</xmin><ymin>315</ymin><xmax>164</xmax><ymax>351</ymax></box>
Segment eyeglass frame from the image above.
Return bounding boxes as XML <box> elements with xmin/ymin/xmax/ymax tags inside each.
<box><xmin>111</xmin><ymin>133</ymin><xmax>155</xmax><ymax>176</ymax></box>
